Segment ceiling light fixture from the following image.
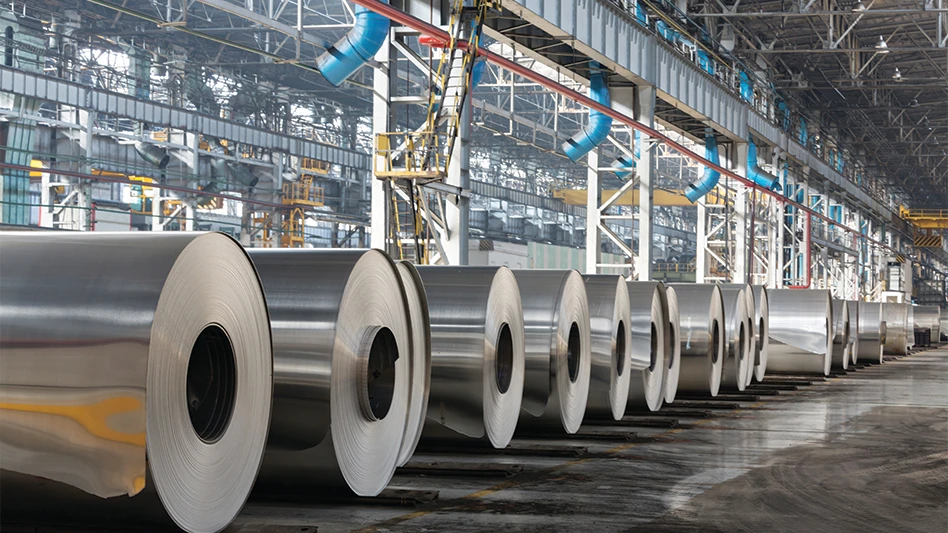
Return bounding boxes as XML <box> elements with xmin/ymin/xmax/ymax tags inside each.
<box><xmin>852</xmin><ymin>0</ymin><xmax>867</xmax><ymax>11</ymax></box>
<box><xmin>909</xmin><ymin>98</ymin><xmax>919</xmax><ymax>107</ymax></box>
<box><xmin>893</xmin><ymin>67</ymin><xmax>902</xmax><ymax>81</ymax></box>
<box><xmin>875</xmin><ymin>36</ymin><xmax>889</xmax><ymax>53</ymax></box>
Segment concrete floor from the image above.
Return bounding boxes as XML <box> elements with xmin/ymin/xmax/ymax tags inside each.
<box><xmin>239</xmin><ymin>347</ymin><xmax>948</xmax><ymax>533</ymax></box>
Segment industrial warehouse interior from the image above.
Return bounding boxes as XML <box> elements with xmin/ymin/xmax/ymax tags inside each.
<box><xmin>0</xmin><ymin>0</ymin><xmax>947</xmax><ymax>531</ymax></box>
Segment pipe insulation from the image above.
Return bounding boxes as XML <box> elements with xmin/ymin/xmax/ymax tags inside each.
<box><xmin>664</xmin><ymin>286</ymin><xmax>682</xmax><ymax>404</ymax></box>
<box><xmin>417</xmin><ymin>266</ymin><xmax>525</xmax><ymax>449</ymax></box>
<box><xmin>752</xmin><ymin>286</ymin><xmax>770</xmax><ymax>382</ymax></box>
<box><xmin>513</xmin><ymin>270</ymin><xmax>591</xmax><ymax>434</ymax></box>
<box><xmin>316</xmin><ymin>1</ymin><xmax>390</xmax><ymax>86</ymax></box>
<box><xmin>394</xmin><ymin>261</ymin><xmax>431</xmax><ymax>467</ymax></box>
<box><xmin>0</xmin><ymin>232</ymin><xmax>272</xmax><ymax>533</ymax></box>
<box><xmin>883</xmin><ymin>303</ymin><xmax>909</xmax><ymax>355</ymax></box>
<box><xmin>669</xmin><ymin>284</ymin><xmax>725</xmax><ymax>397</ymax></box>
<box><xmin>831</xmin><ymin>300</ymin><xmax>851</xmax><ymax>371</ymax></box>
<box><xmin>626</xmin><ymin>281</ymin><xmax>669</xmax><ymax>412</ymax></box>
<box><xmin>582</xmin><ymin>275</ymin><xmax>633</xmax><ymax>421</ymax></box>
<box><xmin>845</xmin><ymin>300</ymin><xmax>860</xmax><ymax>366</ymax></box>
<box><xmin>684</xmin><ymin>131</ymin><xmax>720</xmax><ymax>203</ymax></box>
<box><xmin>767</xmin><ymin>289</ymin><xmax>834</xmax><ymax>376</ymax></box>
<box><xmin>857</xmin><ymin>302</ymin><xmax>885</xmax><ymax>364</ymax></box>
<box><xmin>562</xmin><ymin>62</ymin><xmax>612</xmax><ymax>162</ymax></box>
<box><xmin>718</xmin><ymin>284</ymin><xmax>754</xmax><ymax>391</ymax></box>
<box><xmin>251</xmin><ymin>249</ymin><xmax>410</xmax><ymax>497</ymax></box>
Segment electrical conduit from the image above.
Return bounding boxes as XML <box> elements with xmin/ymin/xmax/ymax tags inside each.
<box><xmin>316</xmin><ymin>0</ymin><xmax>390</xmax><ymax>87</ymax></box>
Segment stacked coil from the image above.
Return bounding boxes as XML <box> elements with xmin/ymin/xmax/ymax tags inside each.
<box><xmin>831</xmin><ymin>300</ymin><xmax>851</xmax><ymax>371</ymax></box>
<box><xmin>883</xmin><ymin>303</ymin><xmax>910</xmax><ymax>355</ymax></box>
<box><xmin>663</xmin><ymin>286</ymin><xmax>682</xmax><ymax>403</ymax></box>
<box><xmin>252</xmin><ymin>249</ymin><xmax>411</xmax><ymax>497</ymax></box>
<box><xmin>513</xmin><ymin>270</ymin><xmax>591</xmax><ymax>434</ymax></box>
<box><xmin>669</xmin><ymin>284</ymin><xmax>725</xmax><ymax>397</ymax></box>
<box><xmin>845</xmin><ymin>300</ymin><xmax>859</xmax><ymax>366</ymax></box>
<box><xmin>0</xmin><ymin>233</ymin><xmax>273</xmax><ymax>533</ymax></box>
<box><xmin>857</xmin><ymin>302</ymin><xmax>885</xmax><ymax>364</ymax></box>
<box><xmin>626</xmin><ymin>281</ymin><xmax>669</xmax><ymax>412</ymax></box>
<box><xmin>767</xmin><ymin>289</ymin><xmax>834</xmax><ymax>376</ymax></box>
<box><xmin>751</xmin><ymin>286</ymin><xmax>770</xmax><ymax>382</ymax></box>
<box><xmin>582</xmin><ymin>275</ymin><xmax>634</xmax><ymax>421</ymax></box>
<box><xmin>718</xmin><ymin>284</ymin><xmax>754</xmax><ymax>391</ymax></box>
<box><xmin>417</xmin><ymin>266</ymin><xmax>526</xmax><ymax>448</ymax></box>
<box><xmin>914</xmin><ymin>306</ymin><xmax>941</xmax><ymax>342</ymax></box>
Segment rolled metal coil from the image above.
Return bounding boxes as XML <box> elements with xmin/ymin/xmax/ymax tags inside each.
<box><xmin>626</xmin><ymin>281</ymin><xmax>669</xmax><ymax>412</ymax></box>
<box><xmin>907</xmin><ymin>305</ymin><xmax>915</xmax><ymax>349</ymax></box>
<box><xmin>718</xmin><ymin>284</ymin><xmax>754</xmax><ymax>391</ymax></box>
<box><xmin>394</xmin><ymin>261</ymin><xmax>432</xmax><ymax>467</ymax></box>
<box><xmin>582</xmin><ymin>275</ymin><xmax>633</xmax><ymax>421</ymax></box>
<box><xmin>417</xmin><ymin>266</ymin><xmax>525</xmax><ymax>449</ymax></box>
<box><xmin>252</xmin><ymin>249</ymin><xmax>411</xmax><ymax>497</ymax></box>
<box><xmin>767</xmin><ymin>289</ymin><xmax>833</xmax><ymax>376</ymax></box>
<box><xmin>663</xmin><ymin>286</ymin><xmax>682</xmax><ymax>403</ymax></box>
<box><xmin>882</xmin><ymin>302</ymin><xmax>910</xmax><ymax>355</ymax></box>
<box><xmin>752</xmin><ymin>286</ymin><xmax>770</xmax><ymax>382</ymax></box>
<box><xmin>857</xmin><ymin>302</ymin><xmax>884</xmax><ymax>364</ymax></box>
<box><xmin>831</xmin><ymin>299</ymin><xmax>851</xmax><ymax>371</ymax></box>
<box><xmin>0</xmin><ymin>232</ymin><xmax>272</xmax><ymax>533</ymax></box>
<box><xmin>845</xmin><ymin>300</ymin><xmax>859</xmax><ymax>366</ymax></box>
<box><xmin>668</xmin><ymin>283</ymin><xmax>725</xmax><ymax>397</ymax></box>
<box><xmin>914</xmin><ymin>305</ymin><xmax>941</xmax><ymax>342</ymax></box>
<box><xmin>512</xmin><ymin>270</ymin><xmax>591</xmax><ymax>434</ymax></box>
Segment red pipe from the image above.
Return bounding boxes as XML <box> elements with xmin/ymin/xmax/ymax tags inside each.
<box><xmin>347</xmin><ymin>0</ymin><xmax>901</xmax><ymax>257</ymax></box>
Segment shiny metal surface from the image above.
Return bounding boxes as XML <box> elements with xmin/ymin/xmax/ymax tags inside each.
<box><xmin>767</xmin><ymin>289</ymin><xmax>833</xmax><ymax>376</ymax></box>
<box><xmin>669</xmin><ymin>284</ymin><xmax>725</xmax><ymax>397</ymax></box>
<box><xmin>845</xmin><ymin>300</ymin><xmax>859</xmax><ymax>365</ymax></box>
<box><xmin>907</xmin><ymin>305</ymin><xmax>916</xmax><ymax>349</ymax></box>
<box><xmin>582</xmin><ymin>275</ymin><xmax>632</xmax><ymax>421</ymax></box>
<box><xmin>626</xmin><ymin>281</ymin><xmax>669</xmax><ymax>412</ymax></box>
<box><xmin>718</xmin><ymin>284</ymin><xmax>753</xmax><ymax>391</ymax></box>
<box><xmin>417</xmin><ymin>266</ymin><xmax>525</xmax><ymax>449</ymax></box>
<box><xmin>914</xmin><ymin>306</ymin><xmax>941</xmax><ymax>342</ymax></box>
<box><xmin>882</xmin><ymin>302</ymin><xmax>910</xmax><ymax>355</ymax></box>
<box><xmin>856</xmin><ymin>302</ymin><xmax>884</xmax><ymax>364</ymax></box>
<box><xmin>752</xmin><ymin>286</ymin><xmax>770</xmax><ymax>382</ymax></box>
<box><xmin>395</xmin><ymin>262</ymin><xmax>431</xmax><ymax>467</ymax></box>
<box><xmin>831</xmin><ymin>300</ymin><xmax>851</xmax><ymax>371</ymax></box>
<box><xmin>0</xmin><ymin>232</ymin><xmax>273</xmax><ymax>533</ymax></box>
<box><xmin>252</xmin><ymin>249</ymin><xmax>410</xmax><ymax>497</ymax></box>
<box><xmin>663</xmin><ymin>286</ymin><xmax>682</xmax><ymax>404</ymax></box>
<box><xmin>513</xmin><ymin>270</ymin><xmax>590</xmax><ymax>434</ymax></box>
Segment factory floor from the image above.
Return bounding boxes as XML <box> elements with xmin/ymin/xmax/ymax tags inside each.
<box><xmin>240</xmin><ymin>346</ymin><xmax>948</xmax><ymax>533</ymax></box>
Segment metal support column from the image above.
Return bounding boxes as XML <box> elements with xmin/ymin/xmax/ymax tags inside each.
<box><xmin>733</xmin><ymin>142</ymin><xmax>749</xmax><ymax>284</ymax></box>
<box><xmin>585</xmin><ymin>148</ymin><xmax>601</xmax><ymax>274</ymax></box>
<box><xmin>696</xmin><ymin>199</ymin><xmax>708</xmax><ymax>284</ymax></box>
<box><xmin>443</xmin><ymin>85</ymin><xmax>471</xmax><ymax>265</ymax></box>
<box><xmin>634</xmin><ymin>85</ymin><xmax>656</xmax><ymax>280</ymax></box>
<box><xmin>371</xmin><ymin>38</ymin><xmax>393</xmax><ymax>252</ymax></box>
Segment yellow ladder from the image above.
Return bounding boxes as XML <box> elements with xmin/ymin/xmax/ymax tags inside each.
<box><xmin>390</xmin><ymin>182</ymin><xmax>428</xmax><ymax>263</ymax></box>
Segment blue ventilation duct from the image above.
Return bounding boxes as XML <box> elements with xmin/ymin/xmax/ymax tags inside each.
<box><xmin>777</xmin><ymin>100</ymin><xmax>791</xmax><ymax>132</ymax></box>
<box><xmin>316</xmin><ymin>1</ymin><xmax>390</xmax><ymax>87</ymax></box>
<box><xmin>611</xmin><ymin>130</ymin><xmax>641</xmax><ymax>180</ymax></box>
<box><xmin>635</xmin><ymin>1</ymin><xmax>648</xmax><ymax>24</ymax></box>
<box><xmin>562</xmin><ymin>63</ymin><xmax>612</xmax><ymax>162</ymax></box>
<box><xmin>739</xmin><ymin>71</ymin><xmax>753</xmax><ymax>102</ymax></box>
<box><xmin>799</xmin><ymin>116</ymin><xmax>808</xmax><ymax>146</ymax></box>
<box><xmin>684</xmin><ymin>131</ymin><xmax>720</xmax><ymax>202</ymax></box>
<box><xmin>471</xmin><ymin>58</ymin><xmax>486</xmax><ymax>90</ymax></box>
<box><xmin>747</xmin><ymin>139</ymin><xmax>780</xmax><ymax>191</ymax></box>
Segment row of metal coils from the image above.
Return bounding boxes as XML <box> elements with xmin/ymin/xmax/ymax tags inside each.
<box><xmin>0</xmin><ymin>232</ymin><xmax>938</xmax><ymax>533</ymax></box>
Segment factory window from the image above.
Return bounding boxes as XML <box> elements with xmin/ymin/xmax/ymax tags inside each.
<box><xmin>4</xmin><ymin>26</ymin><xmax>13</xmax><ymax>67</ymax></box>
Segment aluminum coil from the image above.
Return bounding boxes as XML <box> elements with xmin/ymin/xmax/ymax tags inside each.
<box><xmin>669</xmin><ymin>284</ymin><xmax>725</xmax><ymax>397</ymax></box>
<box><xmin>394</xmin><ymin>261</ymin><xmax>432</xmax><ymax>467</ymax></box>
<box><xmin>882</xmin><ymin>302</ymin><xmax>910</xmax><ymax>355</ymax></box>
<box><xmin>626</xmin><ymin>281</ymin><xmax>669</xmax><ymax>412</ymax></box>
<box><xmin>914</xmin><ymin>305</ymin><xmax>941</xmax><ymax>341</ymax></box>
<box><xmin>252</xmin><ymin>249</ymin><xmax>410</xmax><ymax>497</ymax></box>
<box><xmin>512</xmin><ymin>270</ymin><xmax>591</xmax><ymax>434</ymax></box>
<box><xmin>857</xmin><ymin>302</ymin><xmax>884</xmax><ymax>364</ymax></box>
<box><xmin>741</xmin><ymin>287</ymin><xmax>757</xmax><ymax>388</ymax></box>
<box><xmin>767</xmin><ymin>289</ymin><xmax>833</xmax><ymax>376</ymax></box>
<box><xmin>831</xmin><ymin>299</ymin><xmax>851</xmax><ymax>371</ymax></box>
<box><xmin>941</xmin><ymin>310</ymin><xmax>948</xmax><ymax>341</ymax></box>
<box><xmin>718</xmin><ymin>284</ymin><xmax>754</xmax><ymax>391</ymax></box>
<box><xmin>907</xmin><ymin>305</ymin><xmax>916</xmax><ymax>349</ymax></box>
<box><xmin>582</xmin><ymin>275</ymin><xmax>633</xmax><ymax>421</ymax></box>
<box><xmin>0</xmin><ymin>232</ymin><xmax>272</xmax><ymax>533</ymax></box>
<box><xmin>752</xmin><ymin>286</ymin><xmax>770</xmax><ymax>382</ymax></box>
<box><xmin>663</xmin><ymin>286</ymin><xmax>682</xmax><ymax>404</ymax></box>
<box><xmin>845</xmin><ymin>300</ymin><xmax>859</xmax><ymax>365</ymax></box>
<box><xmin>418</xmin><ymin>266</ymin><xmax>525</xmax><ymax>448</ymax></box>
